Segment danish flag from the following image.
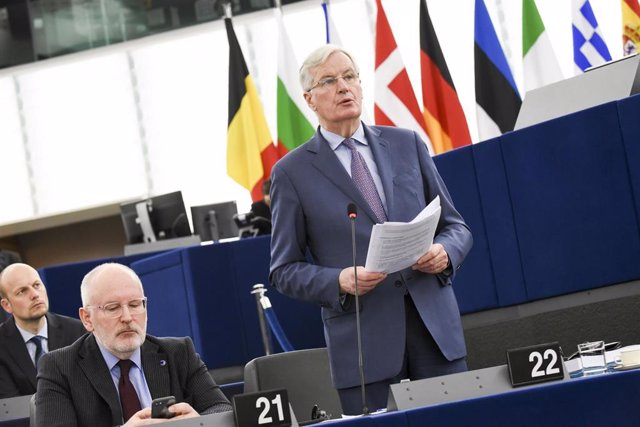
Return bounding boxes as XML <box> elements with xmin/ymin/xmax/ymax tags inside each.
<box><xmin>374</xmin><ymin>0</ymin><xmax>433</xmax><ymax>154</ymax></box>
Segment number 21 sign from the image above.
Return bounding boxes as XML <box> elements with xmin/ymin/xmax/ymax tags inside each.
<box><xmin>233</xmin><ymin>388</ymin><xmax>292</xmax><ymax>427</ymax></box>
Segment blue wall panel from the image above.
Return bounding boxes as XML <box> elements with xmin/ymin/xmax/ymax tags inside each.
<box><xmin>472</xmin><ymin>138</ymin><xmax>527</xmax><ymax>306</ymax></box>
<box><xmin>434</xmin><ymin>146</ymin><xmax>498</xmax><ymax>314</ymax></box>
<box><xmin>501</xmin><ymin>101</ymin><xmax>640</xmax><ymax>300</ymax></box>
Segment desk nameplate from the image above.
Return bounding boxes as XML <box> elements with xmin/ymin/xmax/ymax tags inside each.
<box><xmin>506</xmin><ymin>342</ymin><xmax>565</xmax><ymax>387</ymax></box>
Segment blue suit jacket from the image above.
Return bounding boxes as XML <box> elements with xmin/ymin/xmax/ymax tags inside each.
<box><xmin>269</xmin><ymin>124</ymin><xmax>472</xmax><ymax>389</ymax></box>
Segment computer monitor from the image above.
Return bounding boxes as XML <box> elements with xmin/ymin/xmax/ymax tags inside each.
<box><xmin>120</xmin><ymin>191</ymin><xmax>192</xmax><ymax>244</ymax></box>
<box><xmin>190</xmin><ymin>201</ymin><xmax>239</xmax><ymax>242</ymax></box>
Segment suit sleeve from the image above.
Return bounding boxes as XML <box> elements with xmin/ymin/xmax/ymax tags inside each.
<box><xmin>182</xmin><ymin>337</ymin><xmax>232</xmax><ymax>414</ymax></box>
<box><xmin>0</xmin><ymin>362</ymin><xmax>22</xmax><ymax>398</ymax></box>
<box><xmin>268</xmin><ymin>163</ymin><xmax>346</xmax><ymax>312</ymax></box>
<box><xmin>35</xmin><ymin>353</ymin><xmax>79</xmax><ymax>427</ymax></box>
<box><xmin>415</xmin><ymin>133</ymin><xmax>473</xmax><ymax>285</ymax></box>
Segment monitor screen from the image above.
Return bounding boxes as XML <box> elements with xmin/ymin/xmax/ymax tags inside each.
<box><xmin>120</xmin><ymin>191</ymin><xmax>192</xmax><ymax>244</ymax></box>
<box><xmin>190</xmin><ymin>201</ymin><xmax>239</xmax><ymax>242</ymax></box>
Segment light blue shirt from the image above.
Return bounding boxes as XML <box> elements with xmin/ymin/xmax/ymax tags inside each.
<box><xmin>16</xmin><ymin>318</ymin><xmax>49</xmax><ymax>366</ymax></box>
<box><xmin>319</xmin><ymin>123</ymin><xmax>388</xmax><ymax>211</ymax></box>
<box><xmin>96</xmin><ymin>340</ymin><xmax>153</xmax><ymax>409</ymax></box>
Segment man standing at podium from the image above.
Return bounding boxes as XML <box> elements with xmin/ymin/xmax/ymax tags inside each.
<box><xmin>269</xmin><ymin>45</ymin><xmax>473</xmax><ymax>414</ymax></box>
<box><xmin>0</xmin><ymin>263</ymin><xmax>86</xmax><ymax>398</ymax></box>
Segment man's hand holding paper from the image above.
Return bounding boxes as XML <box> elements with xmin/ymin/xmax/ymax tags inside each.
<box><xmin>338</xmin><ymin>267</ymin><xmax>387</xmax><ymax>296</ymax></box>
<box><xmin>412</xmin><ymin>243</ymin><xmax>449</xmax><ymax>274</ymax></box>
<box><xmin>364</xmin><ymin>196</ymin><xmax>442</xmax><ymax>274</ymax></box>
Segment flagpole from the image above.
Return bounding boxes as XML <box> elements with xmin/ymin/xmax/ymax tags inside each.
<box><xmin>222</xmin><ymin>1</ymin><xmax>232</xmax><ymax>19</ymax></box>
<box><xmin>321</xmin><ymin>1</ymin><xmax>330</xmax><ymax>44</ymax></box>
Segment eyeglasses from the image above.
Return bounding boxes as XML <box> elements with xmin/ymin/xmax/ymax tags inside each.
<box><xmin>85</xmin><ymin>297</ymin><xmax>147</xmax><ymax>318</ymax></box>
<box><xmin>307</xmin><ymin>71</ymin><xmax>359</xmax><ymax>91</ymax></box>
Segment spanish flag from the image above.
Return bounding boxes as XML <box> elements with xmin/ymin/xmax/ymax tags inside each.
<box><xmin>225</xmin><ymin>18</ymin><xmax>279</xmax><ymax>202</ymax></box>
<box><xmin>622</xmin><ymin>0</ymin><xmax>640</xmax><ymax>55</ymax></box>
<box><xmin>419</xmin><ymin>0</ymin><xmax>471</xmax><ymax>153</ymax></box>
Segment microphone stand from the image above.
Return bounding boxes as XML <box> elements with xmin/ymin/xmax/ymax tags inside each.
<box><xmin>349</xmin><ymin>209</ymin><xmax>368</xmax><ymax>416</ymax></box>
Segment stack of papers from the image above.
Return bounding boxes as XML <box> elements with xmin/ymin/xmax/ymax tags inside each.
<box><xmin>364</xmin><ymin>196</ymin><xmax>441</xmax><ymax>273</ymax></box>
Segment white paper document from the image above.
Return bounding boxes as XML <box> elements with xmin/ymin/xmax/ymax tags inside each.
<box><xmin>364</xmin><ymin>196</ymin><xmax>441</xmax><ymax>273</ymax></box>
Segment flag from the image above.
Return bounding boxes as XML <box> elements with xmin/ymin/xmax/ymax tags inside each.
<box><xmin>419</xmin><ymin>0</ymin><xmax>471</xmax><ymax>154</ymax></box>
<box><xmin>622</xmin><ymin>0</ymin><xmax>640</xmax><ymax>55</ymax></box>
<box><xmin>225</xmin><ymin>18</ymin><xmax>279</xmax><ymax>202</ymax></box>
<box><xmin>522</xmin><ymin>0</ymin><xmax>563</xmax><ymax>92</ymax></box>
<box><xmin>374</xmin><ymin>0</ymin><xmax>432</xmax><ymax>153</ymax></box>
<box><xmin>323</xmin><ymin>1</ymin><xmax>372</xmax><ymax>123</ymax></box>
<box><xmin>276</xmin><ymin>11</ymin><xmax>315</xmax><ymax>156</ymax></box>
<box><xmin>474</xmin><ymin>0</ymin><xmax>521</xmax><ymax>141</ymax></box>
<box><xmin>572</xmin><ymin>0</ymin><xmax>611</xmax><ymax>73</ymax></box>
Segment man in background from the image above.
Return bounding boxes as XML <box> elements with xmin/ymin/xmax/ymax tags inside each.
<box><xmin>0</xmin><ymin>249</ymin><xmax>22</xmax><ymax>273</ymax></box>
<box><xmin>250</xmin><ymin>179</ymin><xmax>272</xmax><ymax>221</ymax></box>
<box><xmin>0</xmin><ymin>248</ymin><xmax>22</xmax><ymax>324</ymax></box>
<box><xmin>269</xmin><ymin>45</ymin><xmax>472</xmax><ymax>414</ymax></box>
<box><xmin>0</xmin><ymin>263</ymin><xmax>86</xmax><ymax>398</ymax></box>
<box><xmin>36</xmin><ymin>263</ymin><xmax>232</xmax><ymax>427</ymax></box>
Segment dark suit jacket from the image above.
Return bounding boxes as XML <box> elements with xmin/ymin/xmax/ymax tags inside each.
<box><xmin>270</xmin><ymin>124</ymin><xmax>473</xmax><ymax>389</ymax></box>
<box><xmin>0</xmin><ymin>312</ymin><xmax>85</xmax><ymax>398</ymax></box>
<box><xmin>250</xmin><ymin>200</ymin><xmax>272</xmax><ymax>220</ymax></box>
<box><xmin>35</xmin><ymin>334</ymin><xmax>231</xmax><ymax>427</ymax></box>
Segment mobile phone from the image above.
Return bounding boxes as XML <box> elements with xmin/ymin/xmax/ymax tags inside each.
<box><xmin>151</xmin><ymin>396</ymin><xmax>176</xmax><ymax>419</ymax></box>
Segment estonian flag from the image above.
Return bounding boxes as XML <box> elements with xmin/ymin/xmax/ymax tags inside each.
<box><xmin>474</xmin><ymin>0</ymin><xmax>521</xmax><ymax>141</ymax></box>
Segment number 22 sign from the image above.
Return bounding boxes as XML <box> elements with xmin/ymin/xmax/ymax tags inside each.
<box><xmin>506</xmin><ymin>342</ymin><xmax>566</xmax><ymax>387</ymax></box>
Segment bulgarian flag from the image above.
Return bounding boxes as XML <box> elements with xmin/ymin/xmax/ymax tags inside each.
<box><xmin>522</xmin><ymin>0</ymin><xmax>563</xmax><ymax>92</ymax></box>
<box><xmin>419</xmin><ymin>0</ymin><xmax>471</xmax><ymax>154</ymax></box>
<box><xmin>225</xmin><ymin>17</ymin><xmax>279</xmax><ymax>202</ymax></box>
<box><xmin>622</xmin><ymin>0</ymin><xmax>640</xmax><ymax>55</ymax></box>
<box><xmin>276</xmin><ymin>11</ymin><xmax>315</xmax><ymax>157</ymax></box>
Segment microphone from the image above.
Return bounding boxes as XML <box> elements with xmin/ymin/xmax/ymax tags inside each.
<box><xmin>346</xmin><ymin>203</ymin><xmax>368</xmax><ymax>415</ymax></box>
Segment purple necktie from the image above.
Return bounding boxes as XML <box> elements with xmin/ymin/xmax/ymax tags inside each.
<box><xmin>118</xmin><ymin>359</ymin><xmax>142</xmax><ymax>421</ymax></box>
<box><xmin>343</xmin><ymin>138</ymin><xmax>387</xmax><ymax>223</ymax></box>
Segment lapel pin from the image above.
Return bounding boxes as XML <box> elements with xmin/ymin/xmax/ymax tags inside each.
<box><xmin>160</xmin><ymin>360</ymin><xmax>167</xmax><ymax>366</ymax></box>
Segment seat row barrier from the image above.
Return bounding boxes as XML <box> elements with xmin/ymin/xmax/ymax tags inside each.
<box><xmin>251</xmin><ymin>284</ymin><xmax>294</xmax><ymax>354</ymax></box>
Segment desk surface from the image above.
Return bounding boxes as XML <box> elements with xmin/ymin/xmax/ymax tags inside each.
<box><xmin>322</xmin><ymin>369</ymin><xmax>640</xmax><ymax>426</ymax></box>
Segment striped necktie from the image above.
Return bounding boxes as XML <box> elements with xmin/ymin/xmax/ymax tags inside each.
<box><xmin>343</xmin><ymin>138</ymin><xmax>387</xmax><ymax>223</ymax></box>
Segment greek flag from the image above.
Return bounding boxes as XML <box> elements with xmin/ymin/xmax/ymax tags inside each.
<box><xmin>572</xmin><ymin>0</ymin><xmax>611</xmax><ymax>73</ymax></box>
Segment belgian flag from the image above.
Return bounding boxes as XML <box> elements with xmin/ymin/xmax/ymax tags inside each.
<box><xmin>419</xmin><ymin>0</ymin><xmax>471</xmax><ymax>153</ymax></box>
<box><xmin>225</xmin><ymin>18</ymin><xmax>279</xmax><ymax>202</ymax></box>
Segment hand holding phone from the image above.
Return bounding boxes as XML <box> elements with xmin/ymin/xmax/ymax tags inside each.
<box><xmin>151</xmin><ymin>396</ymin><xmax>176</xmax><ymax>419</ymax></box>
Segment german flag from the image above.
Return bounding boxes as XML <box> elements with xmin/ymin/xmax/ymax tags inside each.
<box><xmin>420</xmin><ymin>0</ymin><xmax>471</xmax><ymax>153</ymax></box>
<box><xmin>225</xmin><ymin>18</ymin><xmax>279</xmax><ymax>202</ymax></box>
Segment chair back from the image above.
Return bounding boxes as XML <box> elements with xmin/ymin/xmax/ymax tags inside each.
<box><xmin>28</xmin><ymin>395</ymin><xmax>35</xmax><ymax>427</ymax></box>
<box><xmin>243</xmin><ymin>348</ymin><xmax>342</xmax><ymax>423</ymax></box>
<box><xmin>0</xmin><ymin>394</ymin><xmax>31</xmax><ymax>426</ymax></box>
